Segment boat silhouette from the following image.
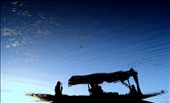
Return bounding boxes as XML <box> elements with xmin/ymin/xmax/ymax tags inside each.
<box><xmin>26</xmin><ymin>68</ymin><xmax>165</xmax><ymax>103</ymax></box>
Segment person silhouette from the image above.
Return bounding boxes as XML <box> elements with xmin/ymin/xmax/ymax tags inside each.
<box><xmin>55</xmin><ymin>81</ymin><xmax>63</xmax><ymax>97</ymax></box>
<box><xmin>88</xmin><ymin>83</ymin><xmax>103</xmax><ymax>96</ymax></box>
<box><xmin>130</xmin><ymin>84</ymin><xmax>137</xmax><ymax>96</ymax></box>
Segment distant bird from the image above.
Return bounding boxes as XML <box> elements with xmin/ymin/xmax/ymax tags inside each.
<box><xmin>80</xmin><ymin>44</ymin><xmax>84</xmax><ymax>48</ymax></box>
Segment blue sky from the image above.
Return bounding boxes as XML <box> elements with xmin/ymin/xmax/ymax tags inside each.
<box><xmin>1</xmin><ymin>0</ymin><xmax>170</xmax><ymax>103</ymax></box>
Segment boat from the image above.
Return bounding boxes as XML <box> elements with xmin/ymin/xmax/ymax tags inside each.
<box><xmin>26</xmin><ymin>68</ymin><xmax>165</xmax><ymax>103</ymax></box>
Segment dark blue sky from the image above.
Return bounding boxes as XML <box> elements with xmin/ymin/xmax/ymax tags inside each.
<box><xmin>1</xmin><ymin>0</ymin><xmax>170</xmax><ymax>103</ymax></box>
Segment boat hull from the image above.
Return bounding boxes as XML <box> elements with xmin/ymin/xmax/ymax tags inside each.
<box><xmin>27</xmin><ymin>93</ymin><xmax>157</xmax><ymax>103</ymax></box>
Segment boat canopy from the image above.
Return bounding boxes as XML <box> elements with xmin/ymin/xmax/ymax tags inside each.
<box><xmin>68</xmin><ymin>69</ymin><xmax>136</xmax><ymax>86</ymax></box>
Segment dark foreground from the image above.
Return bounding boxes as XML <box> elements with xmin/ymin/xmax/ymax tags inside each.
<box><xmin>52</xmin><ymin>95</ymin><xmax>152</xmax><ymax>103</ymax></box>
<box><xmin>27</xmin><ymin>91</ymin><xmax>164</xmax><ymax>103</ymax></box>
